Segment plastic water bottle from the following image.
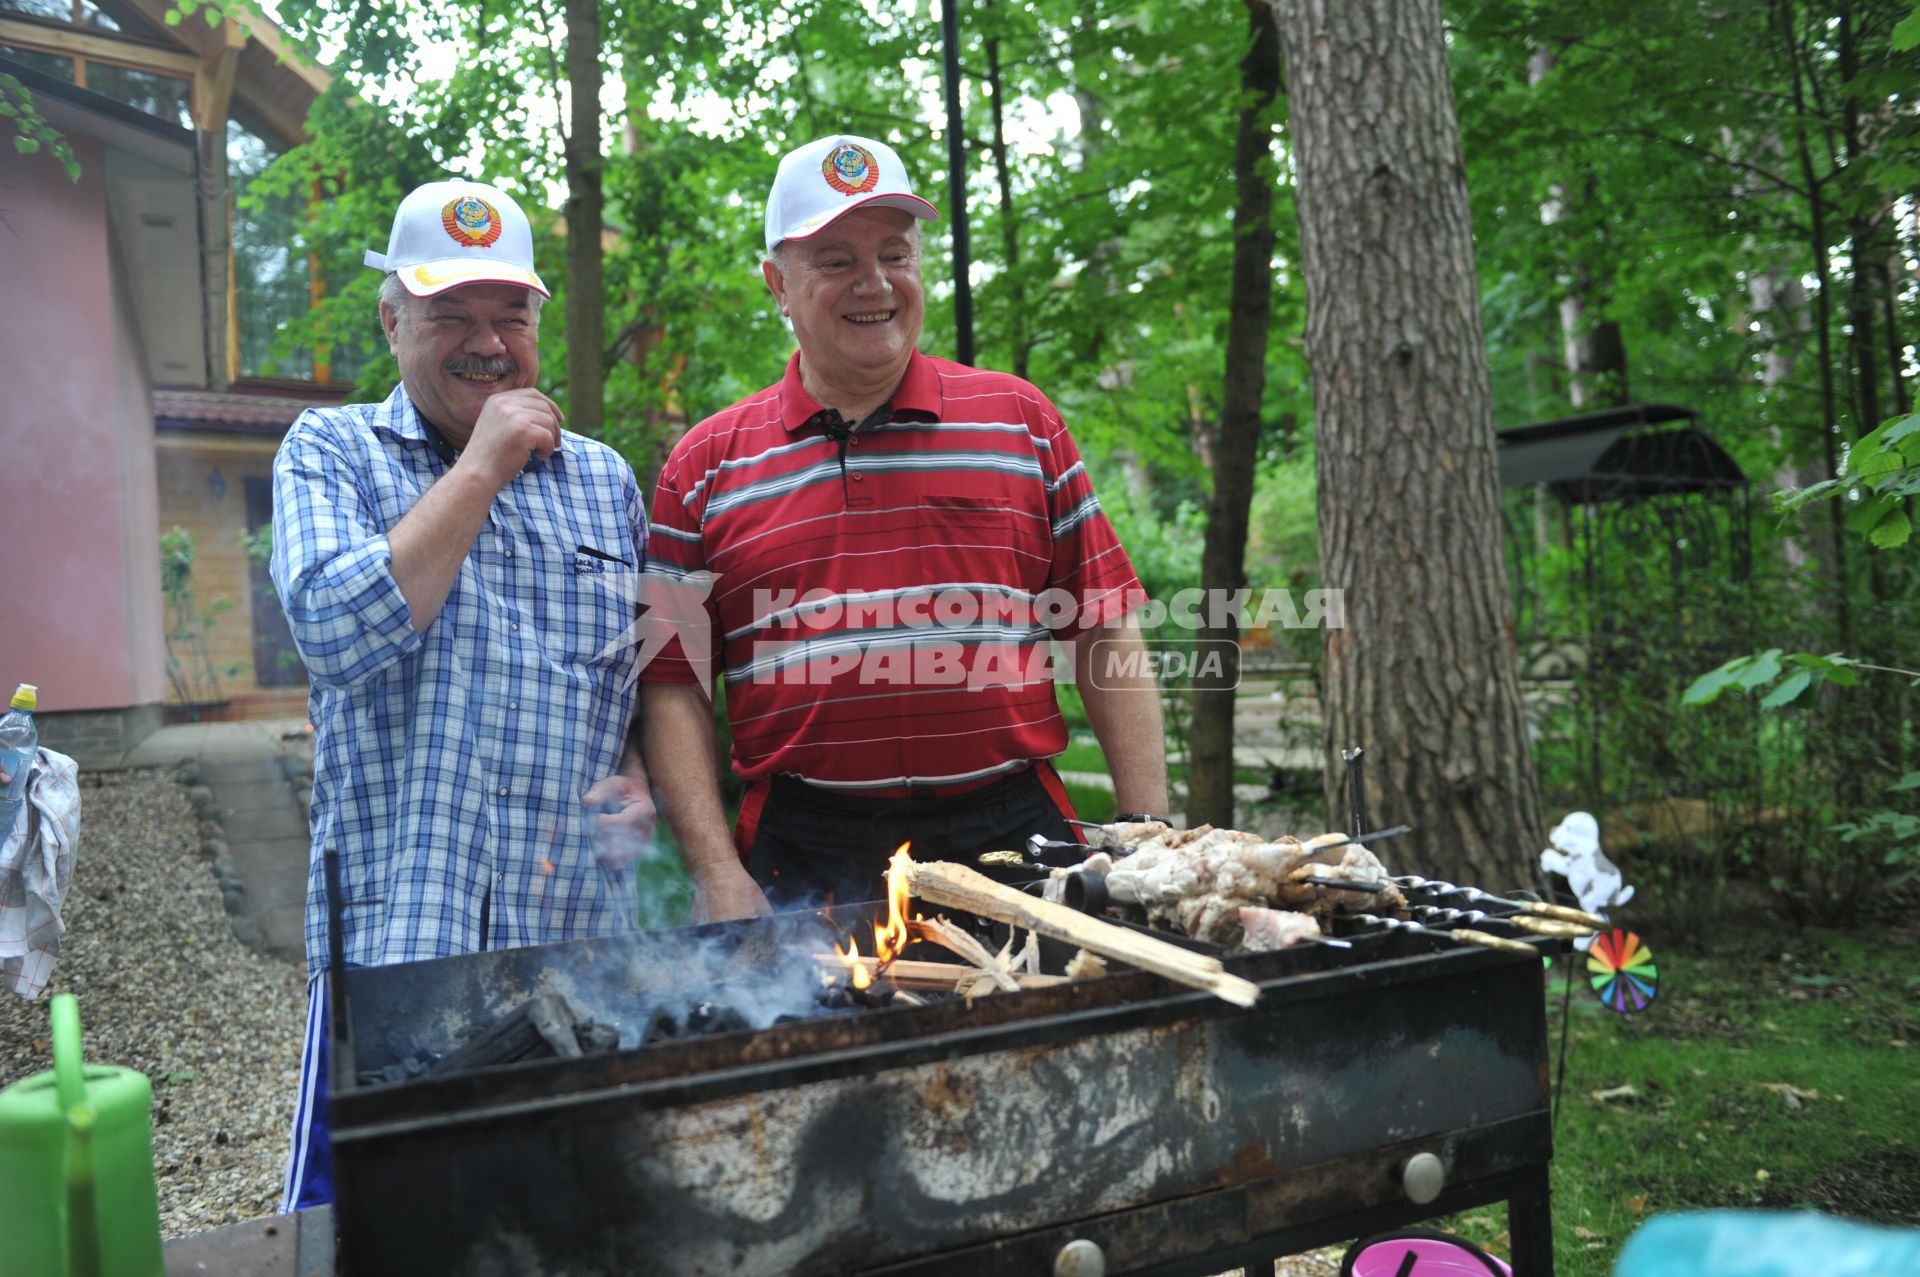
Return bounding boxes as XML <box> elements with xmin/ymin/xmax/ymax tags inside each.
<box><xmin>0</xmin><ymin>684</ymin><xmax>38</xmax><ymax>838</ymax></box>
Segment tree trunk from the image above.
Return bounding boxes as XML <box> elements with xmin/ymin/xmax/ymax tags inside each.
<box><xmin>1187</xmin><ymin>0</ymin><xmax>1281</xmax><ymax>828</ymax></box>
<box><xmin>564</xmin><ymin>0</ymin><xmax>604</xmax><ymax>437</ymax></box>
<box><xmin>1779</xmin><ymin>0</ymin><xmax>1852</xmax><ymax>649</ymax></box>
<box><xmin>1071</xmin><ymin>13</ymin><xmax>1119</xmax><ymax>367</ymax></box>
<box><xmin>1274</xmin><ymin>0</ymin><xmax>1545</xmax><ymax>886</ymax></box>
<box><xmin>983</xmin><ymin>15</ymin><xmax>1029</xmax><ymax>381</ymax></box>
<box><xmin>1528</xmin><ymin>46</ymin><xmax>1628</xmax><ymax>410</ymax></box>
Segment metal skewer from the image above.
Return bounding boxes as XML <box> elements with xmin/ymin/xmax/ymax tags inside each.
<box><xmin>1341</xmin><ymin>746</ymin><xmax>1369</xmax><ymax>842</ymax></box>
<box><xmin>1410</xmin><ymin>905</ymin><xmax>1596</xmax><ymax>940</ymax></box>
<box><xmin>1350</xmin><ymin>912</ymin><xmax>1539</xmax><ymax>955</ymax></box>
<box><xmin>1389</xmin><ymin>877</ymin><xmax>1609</xmax><ymax>929</ymax></box>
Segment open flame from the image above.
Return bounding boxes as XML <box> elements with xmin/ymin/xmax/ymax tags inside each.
<box><xmin>832</xmin><ymin>843</ymin><xmax>916</xmax><ymax>991</ymax></box>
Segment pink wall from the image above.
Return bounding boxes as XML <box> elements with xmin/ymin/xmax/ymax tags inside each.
<box><xmin>0</xmin><ymin>135</ymin><xmax>167</xmax><ymax>712</ymax></box>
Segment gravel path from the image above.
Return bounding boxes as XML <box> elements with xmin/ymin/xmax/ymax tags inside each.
<box><xmin>0</xmin><ymin>767</ymin><xmax>304</xmax><ymax>1239</ymax></box>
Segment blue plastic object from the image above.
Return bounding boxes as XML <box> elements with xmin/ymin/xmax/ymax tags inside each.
<box><xmin>1615</xmin><ymin>1211</ymin><xmax>1920</xmax><ymax>1277</ymax></box>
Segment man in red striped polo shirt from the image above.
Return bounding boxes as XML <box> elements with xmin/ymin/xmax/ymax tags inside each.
<box><xmin>639</xmin><ymin>134</ymin><xmax>1167</xmax><ymax>921</ymax></box>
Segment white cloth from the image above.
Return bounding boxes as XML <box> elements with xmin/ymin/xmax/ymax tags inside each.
<box><xmin>0</xmin><ymin>747</ymin><xmax>81</xmax><ymax>999</ymax></box>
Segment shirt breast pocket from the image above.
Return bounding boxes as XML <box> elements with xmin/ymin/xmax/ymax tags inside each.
<box><xmin>541</xmin><ymin>547</ymin><xmax>635</xmax><ymax>668</ymax></box>
<box><xmin>916</xmin><ymin>494</ymin><xmax>1050</xmax><ymax>591</ymax></box>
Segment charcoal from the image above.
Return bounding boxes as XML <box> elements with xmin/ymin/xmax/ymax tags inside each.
<box><xmin>428</xmin><ymin>992</ymin><xmax>585</xmax><ymax>1076</ymax></box>
<box><xmin>641</xmin><ymin>1008</ymin><xmax>682</xmax><ymax>1044</ymax></box>
<box><xmin>684</xmin><ymin>1001</ymin><xmax>751</xmax><ymax>1036</ymax></box>
<box><xmin>357</xmin><ymin>1055</ymin><xmax>433</xmax><ymax>1087</ymax></box>
<box><xmin>815</xmin><ymin>982</ymin><xmax>895</xmax><ymax>1012</ymax></box>
<box><xmin>575</xmin><ymin>1022</ymin><xmax>620</xmax><ymax>1054</ymax></box>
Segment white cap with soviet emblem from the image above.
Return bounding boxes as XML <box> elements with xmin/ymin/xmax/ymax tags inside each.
<box><xmin>365</xmin><ymin>178</ymin><xmax>550</xmax><ymax>298</ymax></box>
<box><xmin>764</xmin><ymin>135</ymin><xmax>939</xmax><ymax>256</ymax></box>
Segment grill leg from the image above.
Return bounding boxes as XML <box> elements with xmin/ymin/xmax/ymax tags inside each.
<box><xmin>1505</xmin><ymin>1165</ymin><xmax>1554</xmax><ymax>1276</ymax></box>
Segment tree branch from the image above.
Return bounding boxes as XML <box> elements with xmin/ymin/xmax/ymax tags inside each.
<box><xmin>1620</xmin><ymin>128</ymin><xmax>1811</xmax><ymax>198</ymax></box>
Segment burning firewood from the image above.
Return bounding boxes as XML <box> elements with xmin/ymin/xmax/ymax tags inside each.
<box><xmin>810</xmin><ymin>954</ymin><xmax>1066</xmax><ymax>991</ymax></box>
<box><xmin>1064</xmin><ymin>949</ymin><xmax>1108</xmax><ymax>980</ymax></box>
<box><xmin>900</xmin><ymin>857</ymin><xmax>1261</xmax><ymax>1007</ymax></box>
<box><xmin>909</xmin><ymin>915</ymin><xmax>1021</xmax><ymax>992</ymax></box>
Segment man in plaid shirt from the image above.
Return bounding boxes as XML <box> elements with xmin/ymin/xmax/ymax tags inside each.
<box><xmin>269</xmin><ymin>179</ymin><xmax>652</xmax><ymax>1211</ymax></box>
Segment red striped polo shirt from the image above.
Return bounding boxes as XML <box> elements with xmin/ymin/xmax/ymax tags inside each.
<box><xmin>640</xmin><ymin>349</ymin><xmax>1144</xmax><ymax>794</ymax></box>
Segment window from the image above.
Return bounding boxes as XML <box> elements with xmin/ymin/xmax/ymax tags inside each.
<box><xmin>229</xmin><ymin>115</ymin><xmax>312</xmax><ymax>379</ymax></box>
<box><xmin>0</xmin><ymin>0</ymin><xmax>71</xmax><ymax>21</ymax></box>
<box><xmin>227</xmin><ymin>108</ymin><xmax>367</xmax><ymax>384</ymax></box>
<box><xmin>87</xmin><ymin>62</ymin><xmax>190</xmax><ymax>128</ymax></box>
<box><xmin>0</xmin><ymin>44</ymin><xmax>72</xmax><ymax>79</ymax></box>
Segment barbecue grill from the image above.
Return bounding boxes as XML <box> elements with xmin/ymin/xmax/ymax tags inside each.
<box><xmin>327</xmin><ymin>900</ymin><xmax>1558</xmax><ymax>1276</ymax></box>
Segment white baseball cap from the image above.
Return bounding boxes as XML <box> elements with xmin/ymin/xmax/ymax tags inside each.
<box><xmin>365</xmin><ymin>179</ymin><xmax>550</xmax><ymax>298</ymax></box>
<box><xmin>764</xmin><ymin>135</ymin><xmax>939</xmax><ymax>255</ymax></box>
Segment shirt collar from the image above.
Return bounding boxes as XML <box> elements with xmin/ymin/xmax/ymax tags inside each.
<box><xmin>777</xmin><ymin>349</ymin><xmax>943</xmax><ymax>434</ymax></box>
<box><xmin>371</xmin><ymin>382</ymin><xmax>569</xmax><ymax>467</ymax></box>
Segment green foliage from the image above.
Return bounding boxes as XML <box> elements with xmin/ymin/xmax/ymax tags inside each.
<box><xmin>1100</xmin><ymin>496</ymin><xmax>1204</xmax><ymax>605</ymax></box>
<box><xmin>1831</xmin><ymin>768</ymin><xmax>1920</xmax><ymax>888</ymax></box>
<box><xmin>1894</xmin><ymin>0</ymin><xmax>1920</xmax><ymax>48</ymax></box>
<box><xmin>1778</xmin><ymin>409</ymin><xmax>1920</xmax><ymax>550</ymax></box>
<box><xmin>1683</xmin><ymin>650</ymin><xmax>1862</xmax><ymax>708</ymax></box>
<box><xmin>159</xmin><ymin>527</ymin><xmax>242</xmax><ymax>708</ymax></box>
<box><xmin>1</xmin><ymin>72</ymin><xmax>79</xmax><ymax>181</ymax></box>
<box><xmin>1442</xmin><ymin>929</ymin><xmax>1920</xmax><ymax>1276</ymax></box>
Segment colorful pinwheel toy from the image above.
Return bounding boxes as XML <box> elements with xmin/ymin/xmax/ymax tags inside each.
<box><xmin>1587</xmin><ymin>928</ymin><xmax>1657</xmax><ymax>1013</ymax></box>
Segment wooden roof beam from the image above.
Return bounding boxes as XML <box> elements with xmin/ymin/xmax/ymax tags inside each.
<box><xmin>0</xmin><ymin>16</ymin><xmax>198</xmax><ymax>77</ymax></box>
<box><xmin>191</xmin><ymin>18</ymin><xmax>244</xmax><ymax>133</ymax></box>
<box><xmin>116</xmin><ymin>0</ymin><xmax>329</xmax><ymax>97</ymax></box>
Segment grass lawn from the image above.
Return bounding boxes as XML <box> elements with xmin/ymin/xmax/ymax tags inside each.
<box><xmin>1433</xmin><ymin>921</ymin><xmax>1920</xmax><ymax>1272</ymax></box>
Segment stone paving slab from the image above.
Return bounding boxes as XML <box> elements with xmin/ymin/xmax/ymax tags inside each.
<box><xmin>99</xmin><ymin>719</ymin><xmax>313</xmax><ymax>968</ymax></box>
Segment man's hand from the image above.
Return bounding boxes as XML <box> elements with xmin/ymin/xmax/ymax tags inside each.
<box><xmin>386</xmin><ymin>388</ymin><xmax>566</xmax><ymax>633</ymax></box>
<box><xmin>691</xmin><ymin>861</ymin><xmax>773</xmax><ymax>924</ymax></box>
<box><xmin>462</xmin><ymin>388</ymin><xmax>565</xmax><ymax>488</ymax></box>
<box><xmin>581</xmin><ymin>773</ymin><xmax>657</xmax><ymax>869</ymax></box>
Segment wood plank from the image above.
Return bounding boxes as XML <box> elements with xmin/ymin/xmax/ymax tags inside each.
<box><xmin>902</xmin><ymin>859</ymin><xmax>1261</xmax><ymax>1007</ymax></box>
<box><xmin>809</xmin><ymin>955</ymin><xmax>1066</xmax><ymax>990</ymax></box>
<box><xmin>191</xmin><ymin>20</ymin><xmax>243</xmax><ymax>132</ymax></box>
<box><xmin>0</xmin><ymin>16</ymin><xmax>198</xmax><ymax>76</ymax></box>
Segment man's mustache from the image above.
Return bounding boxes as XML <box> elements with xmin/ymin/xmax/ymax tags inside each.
<box><xmin>443</xmin><ymin>355</ymin><xmax>518</xmax><ymax>376</ymax></box>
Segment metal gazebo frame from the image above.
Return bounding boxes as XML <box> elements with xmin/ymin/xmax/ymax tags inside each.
<box><xmin>1496</xmin><ymin>402</ymin><xmax>1753</xmax><ymax>799</ymax></box>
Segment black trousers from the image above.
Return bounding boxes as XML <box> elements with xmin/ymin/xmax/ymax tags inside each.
<box><xmin>743</xmin><ymin>766</ymin><xmax>1076</xmax><ymax>910</ymax></box>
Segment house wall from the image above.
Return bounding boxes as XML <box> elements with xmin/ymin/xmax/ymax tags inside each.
<box><xmin>0</xmin><ymin>133</ymin><xmax>166</xmax><ymax>731</ymax></box>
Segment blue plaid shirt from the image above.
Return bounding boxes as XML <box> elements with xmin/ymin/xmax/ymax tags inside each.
<box><xmin>271</xmin><ymin>385</ymin><xmax>647</xmax><ymax>972</ymax></box>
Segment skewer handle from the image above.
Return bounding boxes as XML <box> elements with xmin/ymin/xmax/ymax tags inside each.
<box><xmin>1504</xmin><ymin>915</ymin><xmax>1596</xmax><ymax>939</ymax></box>
<box><xmin>1448</xmin><ymin>928</ymin><xmax>1540</xmax><ymax>955</ymax></box>
<box><xmin>1521</xmin><ymin>900</ymin><xmax>1610</xmax><ymax>928</ymax></box>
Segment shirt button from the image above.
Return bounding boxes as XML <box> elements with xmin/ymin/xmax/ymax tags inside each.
<box><xmin>511</xmin><ymin>622</ymin><xmax>519</xmax><ymax>632</ymax></box>
<box><xmin>498</xmin><ymin>786</ymin><xmax>509</xmax><ymax>796</ymax></box>
<box><xmin>503</xmin><ymin>548</ymin><xmax>513</xmax><ymax>558</ymax></box>
<box><xmin>853</xmin><ymin>473</ymin><xmax>864</xmax><ymax>483</ymax></box>
<box><xmin>849</xmin><ymin>437</ymin><xmax>859</xmax><ymax>447</ymax></box>
<box><xmin>509</xmin><ymin>701</ymin><xmax>518</xmax><ymax>710</ymax></box>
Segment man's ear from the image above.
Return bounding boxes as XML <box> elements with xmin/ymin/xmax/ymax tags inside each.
<box><xmin>762</xmin><ymin>258</ymin><xmax>789</xmax><ymax>317</ymax></box>
<box><xmin>380</xmin><ymin>300</ymin><xmax>402</xmax><ymax>354</ymax></box>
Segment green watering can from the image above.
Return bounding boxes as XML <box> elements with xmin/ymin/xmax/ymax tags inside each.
<box><xmin>0</xmin><ymin>993</ymin><xmax>164</xmax><ymax>1277</ymax></box>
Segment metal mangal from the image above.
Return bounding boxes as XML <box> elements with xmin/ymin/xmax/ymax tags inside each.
<box><xmin>327</xmin><ymin>911</ymin><xmax>1556</xmax><ymax>1277</ymax></box>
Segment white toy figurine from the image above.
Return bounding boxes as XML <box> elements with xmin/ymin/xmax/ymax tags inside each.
<box><xmin>1539</xmin><ymin>812</ymin><xmax>1633</xmax><ymax>951</ymax></box>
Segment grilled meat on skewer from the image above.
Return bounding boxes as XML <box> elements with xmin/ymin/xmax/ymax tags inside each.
<box><xmin>1238</xmin><ymin>906</ymin><xmax>1352</xmax><ymax>951</ymax></box>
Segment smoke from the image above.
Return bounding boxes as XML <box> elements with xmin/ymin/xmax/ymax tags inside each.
<box><xmin>535</xmin><ymin>909</ymin><xmax>848</xmax><ymax>1048</ymax></box>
